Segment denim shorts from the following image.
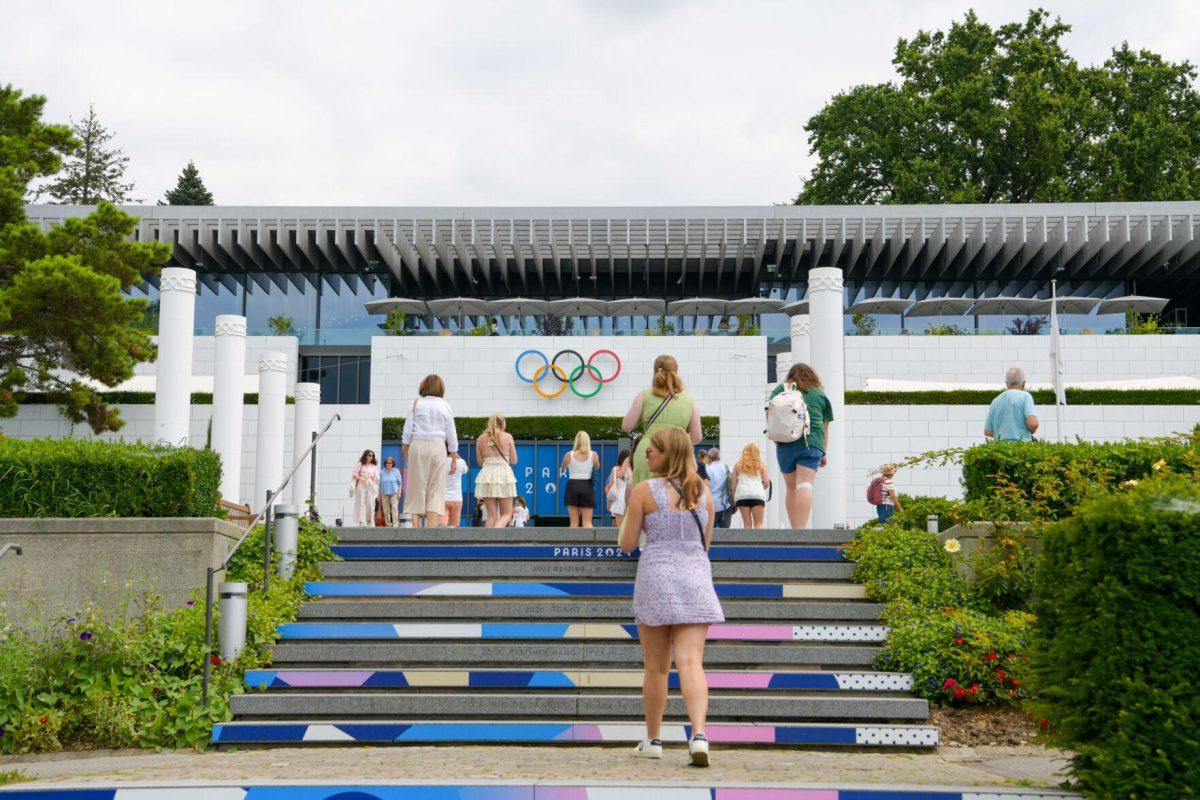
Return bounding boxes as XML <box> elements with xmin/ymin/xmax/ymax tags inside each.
<box><xmin>776</xmin><ymin>440</ymin><xmax>825</xmax><ymax>474</ymax></box>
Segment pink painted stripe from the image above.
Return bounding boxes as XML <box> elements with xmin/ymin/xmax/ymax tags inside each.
<box><xmin>705</xmin><ymin>724</ymin><xmax>776</xmax><ymax>743</ymax></box>
<box><xmin>709</xmin><ymin>625</ymin><xmax>793</xmax><ymax>640</ymax></box>
<box><xmin>706</xmin><ymin>671</ymin><xmax>773</xmax><ymax>689</ymax></box>
<box><xmin>276</xmin><ymin>671</ymin><xmax>373</xmax><ymax>688</ymax></box>
<box><xmin>569</xmin><ymin>724</ymin><xmax>602</xmax><ymax>742</ymax></box>
<box><xmin>717</xmin><ymin>790</ymin><xmax>838</xmax><ymax>800</ymax></box>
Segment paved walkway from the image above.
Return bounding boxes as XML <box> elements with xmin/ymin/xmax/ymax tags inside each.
<box><xmin>2</xmin><ymin>745</ymin><xmax>1071</xmax><ymax>789</ymax></box>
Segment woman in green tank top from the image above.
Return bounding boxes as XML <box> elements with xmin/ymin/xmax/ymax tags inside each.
<box><xmin>621</xmin><ymin>355</ymin><xmax>704</xmax><ymax>487</ymax></box>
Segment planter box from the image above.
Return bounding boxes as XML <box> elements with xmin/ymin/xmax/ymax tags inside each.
<box><xmin>937</xmin><ymin>521</ymin><xmax>1035</xmax><ymax>578</ymax></box>
<box><xmin>0</xmin><ymin>518</ymin><xmax>241</xmax><ymax>627</ymax></box>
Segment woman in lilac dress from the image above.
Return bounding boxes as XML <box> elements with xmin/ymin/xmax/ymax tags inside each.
<box><xmin>619</xmin><ymin>427</ymin><xmax>723</xmax><ymax>767</ymax></box>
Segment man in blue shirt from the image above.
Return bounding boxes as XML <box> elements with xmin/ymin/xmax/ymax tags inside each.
<box><xmin>705</xmin><ymin>447</ymin><xmax>733</xmax><ymax>528</ymax></box>
<box><xmin>985</xmin><ymin>367</ymin><xmax>1040</xmax><ymax>442</ymax></box>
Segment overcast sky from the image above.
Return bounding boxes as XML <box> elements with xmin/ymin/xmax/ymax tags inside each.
<box><xmin>4</xmin><ymin>1</ymin><xmax>1198</xmax><ymax>207</ymax></box>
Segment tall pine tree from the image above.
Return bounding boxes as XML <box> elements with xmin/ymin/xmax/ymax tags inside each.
<box><xmin>43</xmin><ymin>104</ymin><xmax>136</xmax><ymax>204</ymax></box>
<box><xmin>160</xmin><ymin>160</ymin><xmax>214</xmax><ymax>205</ymax></box>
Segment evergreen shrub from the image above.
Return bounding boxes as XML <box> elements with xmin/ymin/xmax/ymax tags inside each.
<box><xmin>0</xmin><ymin>438</ymin><xmax>220</xmax><ymax>518</ymax></box>
<box><xmin>845</xmin><ymin>388</ymin><xmax>1200</xmax><ymax>405</ymax></box>
<box><xmin>1033</xmin><ymin>478</ymin><xmax>1200</xmax><ymax>797</ymax></box>
<box><xmin>962</xmin><ymin>436</ymin><xmax>1198</xmax><ymax>519</ymax></box>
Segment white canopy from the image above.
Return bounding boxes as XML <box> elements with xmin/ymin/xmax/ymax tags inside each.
<box><xmin>363</xmin><ymin>298</ymin><xmax>429</xmax><ymax>316</ymax></box>
<box><xmin>968</xmin><ymin>296</ymin><xmax>1044</xmax><ymax>316</ymax></box>
<box><xmin>426</xmin><ymin>297</ymin><xmax>493</xmax><ymax>316</ymax></box>
<box><xmin>606</xmin><ymin>298</ymin><xmax>666</xmax><ymax>317</ymax></box>
<box><xmin>780</xmin><ymin>299</ymin><xmax>810</xmax><ymax>316</ymax></box>
<box><xmin>1029</xmin><ymin>297</ymin><xmax>1100</xmax><ymax>315</ymax></box>
<box><xmin>904</xmin><ymin>297</ymin><xmax>976</xmax><ymax>317</ymax></box>
<box><xmin>547</xmin><ymin>297</ymin><xmax>609</xmax><ymax>317</ymax></box>
<box><xmin>667</xmin><ymin>298</ymin><xmax>729</xmax><ymax>316</ymax></box>
<box><xmin>1096</xmin><ymin>295</ymin><xmax>1171</xmax><ymax>315</ymax></box>
<box><xmin>845</xmin><ymin>297</ymin><xmax>913</xmax><ymax>315</ymax></box>
<box><xmin>724</xmin><ymin>298</ymin><xmax>785</xmax><ymax>315</ymax></box>
<box><xmin>488</xmin><ymin>298</ymin><xmax>551</xmax><ymax>316</ymax></box>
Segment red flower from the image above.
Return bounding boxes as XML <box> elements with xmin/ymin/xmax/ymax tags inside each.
<box><xmin>968</xmin><ymin>683</ymin><xmax>980</xmax><ymax>695</ymax></box>
<box><xmin>994</xmin><ymin>668</ymin><xmax>1007</xmax><ymax>681</ymax></box>
<box><xmin>1010</xmin><ymin>679</ymin><xmax>1020</xmax><ymax>688</ymax></box>
<box><xmin>953</xmin><ymin>687</ymin><xmax>967</xmax><ymax>700</ymax></box>
<box><xmin>942</xmin><ymin>678</ymin><xmax>958</xmax><ymax>689</ymax></box>
<box><xmin>954</xmin><ymin>637</ymin><xmax>965</xmax><ymax>645</ymax></box>
<box><xmin>1009</xmin><ymin>689</ymin><xmax>1018</xmax><ymax>697</ymax></box>
<box><xmin>1040</xmin><ymin>718</ymin><xmax>1049</xmax><ymax>730</ymax></box>
<box><xmin>38</xmin><ymin>716</ymin><xmax>47</xmax><ymax>725</ymax></box>
<box><xmin>984</xmin><ymin>651</ymin><xmax>999</xmax><ymax>662</ymax></box>
<box><xmin>210</xmin><ymin>655</ymin><xmax>222</xmax><ymax>666</ymax></box>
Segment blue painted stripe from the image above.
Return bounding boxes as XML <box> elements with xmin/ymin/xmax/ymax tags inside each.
<box><xmin>0</xmin><ymin>792</ymin><xmax>117</xmax><ymax>800</ymax></box>
<box><xmin>244</xmin><ymin>789</ymin><xmax>532</xmax><ymax>800</ymax></box>
<box><xmin>304</xmin><ymin>581</ymin><xmax>789</xmax><ymax>598</ymax></box>
<box><xmin>480</xmin><ymin>623</ymin><xmax>570</xmax><ymax>639</ymax></box>
<box><xmin>275</xmin><ymin>623</ymin><xmax>852</xmax><ymax>641</ymax></box>
<box><xmin>766</xmin><ymin>672</ymin><xmax>842</xmax><ymax>690</ymax></box>
<box><xmin>277</xmin><ymin>622</ymin><xmax>398</xmax><ymax>639</ymax></box>
<box><xmin>329</xmin><ymin>545</ymin><xmax>844</xmax><ymax>561</ymax></box>
<box><xmin>774</xmin><ymin>725</ymin><xmax>858</xmax><ymax>745</ymax></box>
<box><xmin>362</xmin><ymin>671</ymin><xmax>411</xmax><ymax>688</ymax></box>
<box><xmin>392</xmin><ymin>722</ymin><xmax>575</xmax><ymax>742</ymax></box>
<box><xmin>243</xmin><ymin>670</ymin><xmax>277</xmax><ymax>689</ymax></box>
<box><xmin>211</xmin><ymin>722</ymin><xmax>308</xmax><ymax>743</ymax></box>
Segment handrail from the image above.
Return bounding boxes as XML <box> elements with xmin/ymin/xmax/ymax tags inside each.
<box><xmin>201</xmin><ymin>412</ymin><xmax>341</xmax><ymax>705</ymax></box>
<box><xmin>0</xmin><ymin>544</ymin><xmax>22</xmax><ymax>560</ymax></box>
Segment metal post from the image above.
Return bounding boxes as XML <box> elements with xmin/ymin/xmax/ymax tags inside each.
<box><xmin>274</xmin><ymin>503</ymin><xmax>299</xmax><ymax>580</ymax></box>
<box><xmin>201</xmin><ymin>566</ymin><xmax>214</xmax><ymax>705</ymax></box>
<box><xmin>927</xmin><ymin>514</ymin><xmax>939</xmax><ymax>534</ymax></box>
<box><xmin>309</xmin><ymin>430</ymin><xmax>319</xmax><ymax>512</ymax></box>
<box><xmin>262</xmin><ymin>489</ymin><xmax>274</xmax><ymax>593</ymax></box>
<box><xmin>218</xmin><ymin>581</ymin><xmax>249</xmax><ymax>661</ymax></box>
<box><xmin>0</xmin><ymin>544</ymin><xmax>22</xmax><ymax>560</ymax></box>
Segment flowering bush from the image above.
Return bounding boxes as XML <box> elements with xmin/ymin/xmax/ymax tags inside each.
<box><xmin>844</xmin><ymin>525</ymin><xmax>969</xmax><ymax>610</ymax></box>
<box><xmin>969</xmin><ymin>527</ymin><xmax>1038</xmax><ymax>611</ymax></box>
<box><xmin>0</xmin><ymin>518</ymin><xmax>336</xmax><ymax>754</ymax></box>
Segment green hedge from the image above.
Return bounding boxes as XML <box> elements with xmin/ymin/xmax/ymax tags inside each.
<box><xmin>382</xmin><ymin>415</ymin><xmax>721</xmax><ymax>442</ymax></box>
<box><xmin>1033</xmin><ymin>478</ymin><xmax>1200</xmax><ymax>797</ymax></box>
<box><xmin>0</xmin><ymin>439</ymin><xmax>221</xmax><ymax>518</ymax></box>
<box><xmin>846</xmin><ymin>388</ymin><xmax>1200</xmax><ymax>405</ymax></box>
<box><xmin>962</xmin><ymin>436</ymin><xmax>1198</xmax><ymax>520</ymax></box>
<box><xmin>14</xmin><ymin>392</ymin><xmax>293</xmax><ymax>405</ymax></box>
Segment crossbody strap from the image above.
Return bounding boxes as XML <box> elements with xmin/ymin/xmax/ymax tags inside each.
<box><xmin>633</xmin><ymin>392</ymin><xmax>674</xmax><ymax>445</ymax></box>
<box><xmin>670</xmin><ymin>480</ymin><xmax>706</xmax><ymax>544</ymax></box>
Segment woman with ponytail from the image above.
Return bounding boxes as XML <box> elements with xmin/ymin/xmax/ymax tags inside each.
<box><xmin>620</xmin><ymin>355</ymin><xmax>703</xmax><ymax>489</ymax></box>
<box><xmin>474</xmin><ymin>412</ymin><xmax>518</xmax><ymax>528</ymax></box>
<box><xmin>619</xmin><ymin>427</ymin><xmax>722</xmax><ymax>767</ymax></box>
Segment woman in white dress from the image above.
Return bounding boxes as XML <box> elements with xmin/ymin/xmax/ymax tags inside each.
<box><xmin>475</xmin><ymin>412</ymin><xmax>518</xmax><ymax>528</ymax></box>
<box><xmin>605</xmin><ymin>448</ymin><xmax>632</xmax><ymax>529</ymax></box>
<box><xmin>441</xmin><ymin>453</ymin><xmax>470</xmax><ymax>527</ymax></box>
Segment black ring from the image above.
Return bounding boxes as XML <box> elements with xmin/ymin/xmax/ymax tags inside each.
<box><xmin>549</xmin><ymin>349</ymin><xmax>585</xmax><ymax>385</ymax></box>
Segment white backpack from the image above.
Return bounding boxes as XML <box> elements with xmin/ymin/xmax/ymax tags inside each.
<box><xmin>766</xmin><ymin>383</ymin><xmax>811</xmax><ymax>443</ymax></box>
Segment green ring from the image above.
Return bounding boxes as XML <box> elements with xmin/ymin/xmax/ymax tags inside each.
<box><xmin>567</xmin><ymin>363</ymin><xmax>604</xmax><ymax>398</ymax></box>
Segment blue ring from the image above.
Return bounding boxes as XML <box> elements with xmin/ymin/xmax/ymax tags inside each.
<box><xmin>514</xmin><ymin>349</ymin><xmax>549</xmax><ymax>383</ymax></box>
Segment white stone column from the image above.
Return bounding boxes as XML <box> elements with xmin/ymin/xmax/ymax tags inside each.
<box><xmin>291</xmin><ymin>382</ymin><xmax>321</xmax><ymax>507</ymax></box>
<box><xmin>790</xmin><ymin>313</ymin><xmax>812</xmax><ymax>368</ymax></box>
<box><xmin>153</xmin><ymin>267</ymin><xmax>196</xmax><ymax>446</ymax></box>
<box><xmin>212</xmin><ymin>315</ymin><xmax>247</xmax><ymax>504</ymax></box>
<box><xmin>774</xmin><ymin>353</ymin><xmax>793</xmax><ymax>384</ymax></box>
<box><xmin>253</xmin><ymin>351</ymin><xmax>289</xmax><ymax>511</ymax></box>
<box><xmin>807</xmin><ymin>268</ymin><xmax>846</xmax><ymax>529</ymax></box>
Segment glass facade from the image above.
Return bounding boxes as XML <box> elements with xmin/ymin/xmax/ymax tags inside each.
<box><xmin>299</xmin><ymin>354</ymin><xmax>371</xmax><ymax>404</ymax></box>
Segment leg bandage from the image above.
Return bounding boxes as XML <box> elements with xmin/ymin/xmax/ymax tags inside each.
<box><xmin>796</xmin><ymin>482</ymin><xmax>813</xmax><ymax>492</ymax></box>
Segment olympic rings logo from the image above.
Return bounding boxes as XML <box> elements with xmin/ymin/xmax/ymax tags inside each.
<box><xmin>514</xmin><ymin>349</ymin><xmax>622</xmax><ymax>399</ymax></box>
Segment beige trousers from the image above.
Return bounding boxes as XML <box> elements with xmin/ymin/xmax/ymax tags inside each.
<box><xmin>403</xmin><ymin>439</ymin><xmax>449</xmax><ymax>518</ymax></box>
<box><xmin>382</xmin><ymin>493</ymin><xmax>400</xmax><ymax>525</ymax></box>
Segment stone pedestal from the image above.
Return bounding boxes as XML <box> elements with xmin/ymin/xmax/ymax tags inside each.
<box><xmin>212</xmin><ymin>315</ymin><xmax>247</xmax><ymax>503</ymax></box>
<box><xmin>291</xmin><ymin>383</ymin><xmax>322</xmax><ymax>507</ymax></box>
<box><xmin>153</xmin><ymin>267</ymin><xmax>196</xmax><ymax>446</ymax></box>
<box><xmin>253</xmin><ymin>351</ymin><xmax>289</xmax><ymax>511</ymax></box>
<box><xmin>807</xmin><ymin>268</ymin><xmax>846</xmax><ymax>529</ymax></box>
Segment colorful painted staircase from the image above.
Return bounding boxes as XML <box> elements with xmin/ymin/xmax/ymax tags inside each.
<box><xmin>213</xmin><ymin>526</ymin><xmax>936</xmax><ymax>747</ymax></box>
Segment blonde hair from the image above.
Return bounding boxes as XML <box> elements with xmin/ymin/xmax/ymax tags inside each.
<box><xmin>482</xmin><ymin>412</ymin><xmax>506</xmax><ymax>446</ymax></box>
<box><xmin>735</xmin><ymin>442</ymin><xmax>764</xmax><ymax>475</ymax></box>
<box><xmin>881</xmin><ymin>464</ymin><xmax>896</xmax><ymax>478</ymax></box>
<box><xmin>785</xmin><ymin>363</ymin><xmax>822</xmax><ymax>391</ymax></box>
<box><xmin>648</xmin><ymin>427</ymin><xmax>703</xmax><ymax>510</ymax></box>
<box><xmin>573</xmin><ymin>430</ymin><xmax>591</xmax><ymax>453</ymax></box>
<box><xmin>651</xmin><ymin>354</ymin><xmax>685</xmax><ymax>397</ymax></box>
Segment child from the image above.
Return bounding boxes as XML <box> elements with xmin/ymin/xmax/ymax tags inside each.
<box><xmin>872</xmin><ymin>465</ymin><xmax>903</xmax><ymax>523</ymax></box>
<box><xmin>511</xmin><ymin>496</ymin><xmax>529</xmax><ymax>527</ymax></box>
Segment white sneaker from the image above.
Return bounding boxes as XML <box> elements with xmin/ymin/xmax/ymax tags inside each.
<box><xmin>634</xmin><ymin>738</ymin><xmax>663</xmax><ymax>759</ymax></box>
<box><xmin>688</xmin><ymin>733</ymin><xmax>710</xmax><ymax>767</ymax></box>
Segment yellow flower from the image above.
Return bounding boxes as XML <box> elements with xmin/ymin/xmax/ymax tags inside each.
<box><xmin>943</xmin><ymin>538</ymin><xmax>962</xmax><ymax>554</ymax></box>
<box><xmin>1121</xmin><ymin>479</ymin><xmax>1139</xmax><ymax>488</ymax></box>
<box><xmin>1152</xmin><ymin>459</ymin><xmax>1167</xmax><ymax>472</ymax></box>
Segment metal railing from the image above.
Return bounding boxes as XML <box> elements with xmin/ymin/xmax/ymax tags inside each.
<box><xmin>0</xmin><ymin>544</ymin><xmax>22</xmax><ymax>561</ymax></box>
<box><xmin>201</xmin><ymin>412</ymin><xmax>341</xmax><ymax>705</ymax></box>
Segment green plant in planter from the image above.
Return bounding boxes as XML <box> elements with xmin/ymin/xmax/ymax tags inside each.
<box><xmin>467</xmin><ymin>324</ymin><xmax>490</xmax><ymax>336</ymax></box>
<box><xmin>267</xmin><ymin>315</ymin><xmax>295</xmax><ymax>336</ymax></box>
<box><xmin>383</xmin><ymin>309</ymin><xmax>409</xmax><ymax>335</ymax></box>
<box><xmin>851</xmin><ymin>312</ymin><xmax>878</xmax><ymax>336</ymax></box>
<box><xmin>1125</xmin><ymin>309</ymin><xmax>1163</xmax><ymax>335</ymax></box>
<box><xmin>924</xmin><ymin>322</ymin><xmax>965</xmax><ymax>335</ymax></box>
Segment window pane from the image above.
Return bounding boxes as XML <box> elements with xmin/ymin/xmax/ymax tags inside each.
<box><xmin>357</xmin><ymin>356</ymin><xmax>371</xmax><ymax>404</ymax></box>
<box><xmin>318</xmin><ymin>357</ymin><xmax>339</xmax><ymax>404</ymax></box>
<box><xmin>337</xmin><ymin>357</ymin><xmax>356</xmax><ymax>404</ymax></box>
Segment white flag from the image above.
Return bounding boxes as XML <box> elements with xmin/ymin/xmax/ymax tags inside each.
<box><xmin>1049</xmin><ymin>281</ymin><xmax>1067</xmax><ymax>407</ymax></box>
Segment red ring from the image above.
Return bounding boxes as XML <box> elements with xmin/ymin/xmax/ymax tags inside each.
<box><xmin>587</xmin><ymin>349</ymin><xmax>622</xmax><ymax>383</ymax></box>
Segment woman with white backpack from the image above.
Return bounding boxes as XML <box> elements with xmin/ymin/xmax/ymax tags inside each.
<box><xmin>766</xmin><ymin>363</ymin><xmax>833</xmax><ymax>529</ymax></box>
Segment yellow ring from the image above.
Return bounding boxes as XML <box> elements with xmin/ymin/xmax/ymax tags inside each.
<box><xmin>532</xmin><ymin>364</ymin><xmax>569</xmax><ymax>399</ymax></box>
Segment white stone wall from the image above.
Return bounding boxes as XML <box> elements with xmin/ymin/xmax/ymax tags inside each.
<box><xmin>842</xmin><ymin>334</ymin><xmax>1200</xmax><ymax>389</ymax></box>
<box><xmin>841</xmin><ymin>404</ymin><xmax>1200</xmax><ymax>525</ymax></box>
<box><xmin>133</xmin><ymin>335</ymin><xmax>300</xmax><ymax>392</ymax></box>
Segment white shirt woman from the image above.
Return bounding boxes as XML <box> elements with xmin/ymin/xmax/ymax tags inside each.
<box><xmin>441</xmin><ymin>455</ymin><xmax>469</xmax><ymax>527</ymax></box>
<box><xmin>402</xmin><ymin>375</ymin><xmax>458</xmax><ymax>527</ymax></box>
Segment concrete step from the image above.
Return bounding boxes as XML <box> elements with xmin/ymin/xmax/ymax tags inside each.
<box><xmin>211</xmin><ymin>719</ymin><xmax>939</xmax><ymax>747</ymax></box>
<box><xmin>330</xmin><ymin>544</ymin><xmax>846</xmax><ymax>561</ymax></box>
<box><xmin>275</xmin><ymin>622</ymin><xmax>890</xmax><ymax>643</ymax></box>
<box><xmin>244</xmin><ymin>668</ymin><xmax>915</xmax><ymax>692</ymax></box>
<box><xmin>306</xmin><ymin>580</ymin><xmax>870</xmax><ymax>600</ymax></box>
<box><xmin>295</xmin><ymin>599</ymin><xmax>885</xmax><ymax>621</ymax></box>
<box><xmin>271</xmin><ymin>641</ymin><xmax>881</xmax><ymax>668</ymax></box>
<box><xmin>229</xmin><ymin>692</ymin><xmax>929</xmax><ymax>721</ymax></box>
<box><xmin>334</xmin><ymin>526</ymin><xmax>857</xmax><ymax>545</ymax></box>
<box><xmin>320</xmin><ymin>561</ymin><xmax>856</xmax><ymax>581</ymax></box>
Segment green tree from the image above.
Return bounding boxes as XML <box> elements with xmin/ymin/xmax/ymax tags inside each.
<box><xmin>795</xmin><ymin>9</ymin><xmax>1200</xmax><ymax>204</ymax></box>
<box><xmin>42</xmin><ymin>104</ymin><xmax>136</xmax><ymax>204</ymax></box>
<box><xmin>0</xmin><ymin>88</ymin><xmax>170</xmax><ymax>433</ymax></box>
<box><xmin>160</xmin><ymin>159</ymin><xmax>214</xmax><ymax>205</ymax></box>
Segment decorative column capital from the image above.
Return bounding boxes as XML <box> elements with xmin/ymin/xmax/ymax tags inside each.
<box><xmin>791</xmin><ymin>317</ymin><xmax>812</xmax><ymax>337</ymax></box>
<box><xmin>258</xmin><ymin>351</ymin><xmax>290</xmax><ymax>374</ymax></box>
<box><xmin>807</xmin><ymin>273</ymin><xmax>844</xmax><ymax>293</ymax></box>
<box><xmin>294</xmin><ymin>383</ymin><xmax>321</xmax><ymax>402</ymax></box>
<box><xmin>159</xmin><ymin>267</ymin><xmax>197</xmax><ymax>294</ymax></box>
<box><xmin>214</xmin><ymin>316</ymin><xmax>247</xmax><ymax>338</ymax></box>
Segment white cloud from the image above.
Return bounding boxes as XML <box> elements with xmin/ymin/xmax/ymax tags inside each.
<box><xmin>3</xmin><ymin>0</ymin><xmax>1197</xmax><ymax>206</ymax></box>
